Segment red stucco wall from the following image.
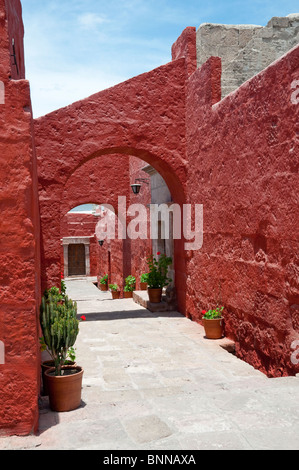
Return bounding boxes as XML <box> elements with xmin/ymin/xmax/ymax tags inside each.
<box><xmin>0</xmin><ymin>0</ymin><xmax>40</xmax><ymax>435</ymax></box>
<box><xmin>186</xmin><ymin>46</ymin><xmax>299</xmax><ymax>377</ymax></box>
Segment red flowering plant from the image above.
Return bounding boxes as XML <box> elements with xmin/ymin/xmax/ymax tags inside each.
<box><xmin>99</xmin><ymin>274</ymin><xmax>108</xmax><ymax>285</ymax></box>
<box><xmin>202</xmin><ymin>306</ymin><xmax>224</xmax><ymax>319</ymax></box>
<box><xmin>146</xmin><ymin>252</ymin><xmax>172</xmax><ymax>289</ymax></box>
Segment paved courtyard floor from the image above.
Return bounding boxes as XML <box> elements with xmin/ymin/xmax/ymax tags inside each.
<box><xmin>1</xmin><ymin>278</ymin><xmax>299</xmax><ymax>450</ymax></box>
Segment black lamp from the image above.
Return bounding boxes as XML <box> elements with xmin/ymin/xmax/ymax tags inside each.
<box><xmin>131</xmin><ymin>178</ymin><xmax>149</xmax><ymax>195</ymax></box>
<box><xmin>98</xmin><ymin>240</ymin><xmax>104</xmax><ymax>247</ymax></box>
<box><xmin>130</xmin><ymin>183</ymin><xmax>142</xmax><ymax>195</ymax></box>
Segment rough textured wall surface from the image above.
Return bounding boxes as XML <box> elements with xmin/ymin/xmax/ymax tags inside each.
<box><xmin>0</xmin><ymin>0</ymin><xmax>40</xmax><ymax>435</ymax></box>
<box><xmin>186</xmin><ymin>45</ymin><xmax>299</xmax><ymax>377</ymax></box>
<box><xmin>197</xmin><ymin>14</ymin><xmax>299</xmax><ymax>98</ymax></box>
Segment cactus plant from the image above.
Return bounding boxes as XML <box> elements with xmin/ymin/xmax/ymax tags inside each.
<box><xmin>40</xmin><ymin>292</ymin><xmax>79</xmax><ymax>376</ymax></box>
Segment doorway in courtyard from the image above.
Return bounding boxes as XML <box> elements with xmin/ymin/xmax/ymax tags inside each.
<box><xmin>59</xmin><ymin>157</ymin><xmax>178</xmax><ymax>298</ymax></box>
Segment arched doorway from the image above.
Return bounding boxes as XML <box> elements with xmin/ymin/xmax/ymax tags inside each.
<box><xmin>34</xmin><ymin>58</ymin><xmax>188</xmax><ymax>312</ymax></box>
<box><xmin>58</xmin><ymin>153</ymin><xmax>183</xmax><ymax>304</ymax></box>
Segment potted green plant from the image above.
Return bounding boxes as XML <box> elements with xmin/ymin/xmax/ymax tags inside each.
<box><xmin>140</xmin><ymin>273</ymin><xmax>149</xmax><ymax>290</ymax></box>
<box><xmin>202</xmin><ymin>306</ymin><xmax>224</xmax><ymax>339</ymax></box>
<box><xmin>123</xmin><ymin>275</ymin><xmax>136</xmax><ymax>298</ymax></box>
<box><xmin>99</xmin><ymin>273</ymin><xmax>108</xmax><ymax>291</ymax></box>
<box><xmin>40</xmin><ymin>283</ymin><xmax>77</xmax><ymax>395</ymax></box>
<box><xmin>40</xmin><ymin>337</ymin><xmax>77</xmax><ymax>396</ymax></box>
<box><xmin>109</xmin><ymin>283</ymin><xmax>120</xmax><ymax>299</ymax></box>
<box><xmin>146</xmin><ymin>252</ymin><xmax>172</xmax><ymax>303</ymax></box>
<box><xmin>40</xmin><ymin>291</ymin><xmax>83</xmax><ymax>412</ymax></box>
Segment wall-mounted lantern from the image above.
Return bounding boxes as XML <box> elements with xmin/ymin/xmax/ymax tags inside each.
<box><xmin>131</xmin><ymin>178</ymin><xmax>149</xmax><ymax>195</ymax></box>
<box><xmin>98</xmin><ymin>240</ymin><xmax>104</xmax><ymax>247</ymax></box>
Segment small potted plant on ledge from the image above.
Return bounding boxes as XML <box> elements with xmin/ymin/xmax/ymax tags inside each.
<box><xmin>99</xmin><ymin>274</ymin><xmax>108</xmax><ymax>291</ymax></box>
<box><xmin>40</xmin><ymin>291</ymin><xmax>84</xmax><ymax>412</ymax></box>
<box><xmin>202</xmin><ymin>306</ymin><xmax>224</xmax><ymax>339</ymax></box>
<box><xmin>123</xmin><ymin>275</ymin><xmax>136</xmax><ymax>298</ymax></box>
<box><xmin>147</xmin><ymin>252</ymin><xmax>172</xmax><ymax>303</ymax></box>
<box><xmin>140</xmin><ymin>273</ymin><xmax>149</xmax><ymax>290</ymax></box>
<box><xmin>109</xmin><ymin>283</ymin><xmax>120</xmax><ymax>299</ymax></box>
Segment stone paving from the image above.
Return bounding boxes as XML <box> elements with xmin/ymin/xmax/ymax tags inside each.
<box><xmin>1</xmin><ymin>278</ymin><xmax>299</xmax><ymax>450</ymax></box>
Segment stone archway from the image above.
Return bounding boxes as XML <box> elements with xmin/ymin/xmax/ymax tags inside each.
<box><xmin>34</xmin><ymin>57</ymin><xmax>189</xmax><ymax>311</ymax></box>
<box><xmin>56</xmin><ymin>151</ymin><xmax>186</xmax><ymax>307</ymax></box>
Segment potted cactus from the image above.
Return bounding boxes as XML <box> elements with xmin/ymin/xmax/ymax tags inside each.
<box><xmin>40</xmin><ymin>283</ymin><xmax>77</xmax><ymax>395</ymax></box>
<box><xmin>109</xmin><ymin>283</ymin><xmax>120</xmax><ymax>299</ymax></box>
<box><xmin>40</xmin><ymin>291</ymin><xmax>83</xmax><ymax>412</ymax></box>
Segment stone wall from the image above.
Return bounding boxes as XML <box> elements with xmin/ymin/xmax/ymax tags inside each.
<box><xmin>197</xmin><ymin>14</ymin><xmax>299</xmax><ymax>97</ymax></box>
<box><xmin>186</xmin><ymin>43</ymin><xmax>299</xmax><ymax>377</ymax></box>
<box><xmin>0</xmin><ymin>0</ymin><xmax>41</xmax><ymax>435</ymax></box>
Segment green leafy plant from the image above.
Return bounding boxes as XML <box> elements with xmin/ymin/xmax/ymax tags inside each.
<box><xmin>124</xmin><ymin>275</ymin><xmax>136</xmax><ymax>292</ymax></box>
<box><xmin>109</xmin><ymin>283</ymin><xmax>119</xmax><ymax>292</ymax></box>
<box><xmin>100</xmin><ymin>274</ymin><xmax>108</xmax><ymax>285</ymax></box>
<box><xmin>67</xmin><ymin>346</ymin><xmax>76</xmax><ymax>363</ymax></box>
<box><xmin>40</xmin><ymin>291</ymin><xmax>79</xmax><ymax>376</ymax></box>
<box><xmin>146</xmin><ymin>253</ymin><xmax>172</xmax><ymax>289</ymax></box>
<box><xmin>202</xmin><ymin>306</ymin><xmax>224</xmax><ymax>319</ymax></box>
<box><xmin>140</xmin><ymin>273</ymin><xmax>149</xmax><ymax>283</ymax></box>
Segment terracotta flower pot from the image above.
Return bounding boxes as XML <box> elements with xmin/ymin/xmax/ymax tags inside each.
<box><xmin>148</xmin><ymin>288</ymin><xmax>162</xmax><ymax>303</ymax></box>
<box><xmin>41</xmin><ymin>360</ymin><xmax>76</xmax><ymax>396</ymax></box>
<box><xmin>203</xmin><ymin>317</ymin><xmax>224</xmax><ymax>339</ymax></box>
<box><xmin>100</xmin><ymin>283</ymin><xmax>108</xmax><ymax>291</ymax></box>
<box><xmin>124</xmin><ymin>291</ymin><xmax>133</xmax><ymax>298</ymax></box>
<box><xmin>44</xmin><ymin>365</ymin><xmax>84</xmax><ymax>412</ymax></box>
<box><xmin>111</xmin><ymin>291</ymin><xmax>120</xmax><ymax>299</ymax></box>
<box><xmin>140</xmin><ymin>282</ymin><xmax>147</xmax><ymax>291</ymax></box>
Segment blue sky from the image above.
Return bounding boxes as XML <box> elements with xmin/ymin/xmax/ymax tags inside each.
<box><xmin>21</xmin><ymin>0</ymin><xmax>299</xmax><ymax>118</ymax></box>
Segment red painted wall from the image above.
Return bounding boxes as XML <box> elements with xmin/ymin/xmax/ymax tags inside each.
<box><xmin>186</xmin><ymin>46</ymin><xmax>299</xmax><ymax>377</ymax></box>
<box><xmin>0</xmin><ymin>0</ymin><xmax>40</xmax><ymax>435</ymax></box>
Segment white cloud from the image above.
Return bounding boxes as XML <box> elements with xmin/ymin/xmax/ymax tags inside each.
<box><xmin>78</xmin><ymin>12</ymin><xmax>109</xmax><ymax>30</ymax></box>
